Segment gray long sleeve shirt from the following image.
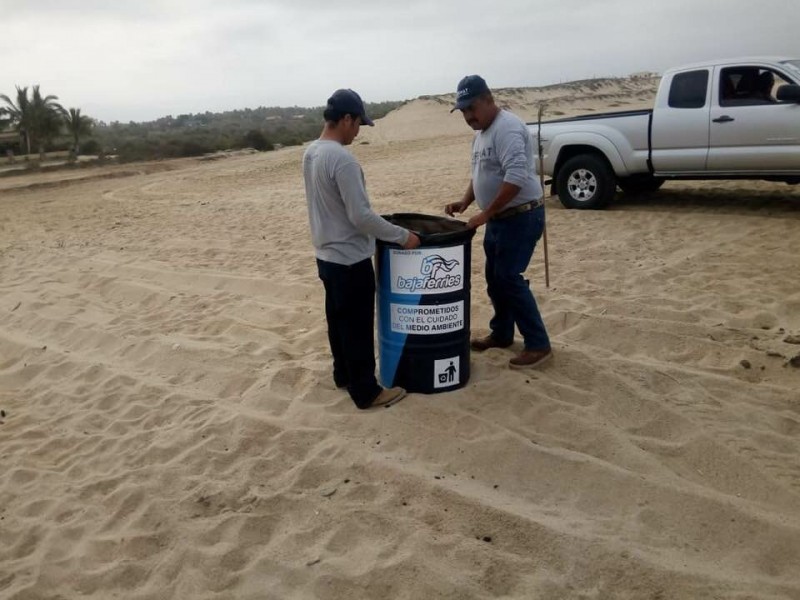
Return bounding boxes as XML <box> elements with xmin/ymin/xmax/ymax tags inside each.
<box><xmin>471</xmin><ymin>109</ymin><xmax>544</xmax><ymax>210</ymax></box>
<box><xmin>303</xmin><ymin>140</ymin><xmax>408</xmax><ymax>265</ymax></box>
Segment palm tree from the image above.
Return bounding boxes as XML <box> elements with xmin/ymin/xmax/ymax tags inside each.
<box><xmin>62</xmin><ymin>108</ymin><xmax>93</xmax><ymax>158</ymax></box>
<box><xmin>0</xmin><ymin>85</ymin><xmax>63</xmax><ymax>160</ymax></box>
<box><xmin>0</xmin><ymin>85</ymin><xmax>33</xmax><ymax>155</ymax></box>
<box><xmin>30</xmin><ymin>86</ymin><xmax>64</xmax><ymax>160</ymax></box>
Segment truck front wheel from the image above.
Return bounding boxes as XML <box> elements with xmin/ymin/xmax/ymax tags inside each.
<box><xmin>556</xmin><ymin>155</ymin><xmax>616</xmax><ymax>209</ymax></box>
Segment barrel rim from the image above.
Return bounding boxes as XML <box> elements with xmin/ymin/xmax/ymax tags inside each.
<box><xmin>380</xmin><ymin>212</ymin><xmax>476</xmax><ymax>246</ymax></box>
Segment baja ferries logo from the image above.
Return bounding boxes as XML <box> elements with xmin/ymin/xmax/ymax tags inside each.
<box><xmin>421</xmin><ymin>255</ymin><xmax>459</xmax><ymax>278</ymax></box>
<box><xmin>391</xmin><ymin>247</ymin><xmax>464</xmax><ymax>295</ymax></box>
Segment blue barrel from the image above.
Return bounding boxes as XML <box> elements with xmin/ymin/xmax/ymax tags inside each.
<box><xmin>376</xmin><ymin>213</ymin><xmax>475</xmax><ymax>394</ymax></box>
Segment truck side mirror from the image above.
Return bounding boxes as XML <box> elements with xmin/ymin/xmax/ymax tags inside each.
<box><xmin>776</xmin><ymin>84</ymin><xmax>800</xmax><ymax>103</ymax></box>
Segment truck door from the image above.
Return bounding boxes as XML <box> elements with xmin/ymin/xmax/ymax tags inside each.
<box><xmin>650</xmin><ymin>69</ymin><xmax>711</xmax><ymax>173</ymax></box>
<box><xmin>707</xmin><ymin>65</ymin><xmax>800</xmax><ymax>173</ymax></box>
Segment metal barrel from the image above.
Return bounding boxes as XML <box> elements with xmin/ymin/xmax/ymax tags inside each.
<box><xmin>376</xmin><ymin>213</ymin><xmax>475</xmax><ymax>394</ymax></box>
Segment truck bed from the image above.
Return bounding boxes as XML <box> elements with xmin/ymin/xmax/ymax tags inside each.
<box><xmin>529</xmin><ymin>109</ymin><xmax>652</xmax><ymax>125</ymax></box>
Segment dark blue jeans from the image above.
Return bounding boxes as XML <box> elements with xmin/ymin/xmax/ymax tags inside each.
<box><xmin>316</xmin><ymin>258</ymin><xmax>382</xmax><ymax>409</ymax></box>
<box><xmin>484</xmin><ymin>206</ymin><xmax>550</xmax><ymax>350</ymax></box>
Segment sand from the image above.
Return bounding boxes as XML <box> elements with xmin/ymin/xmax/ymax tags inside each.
<box><xmin>1</xmin><ymin>79</ymin><xmax>800</xmax><ymax>599</ymax></box>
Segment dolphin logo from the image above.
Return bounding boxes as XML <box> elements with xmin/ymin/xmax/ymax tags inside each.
<box><xmin>421</xmin><ymin>255</ymin><xmax>459</xmax><ymax>279</ymax></box>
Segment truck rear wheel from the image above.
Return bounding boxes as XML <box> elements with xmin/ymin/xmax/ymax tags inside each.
<box><xmin>618</xmin><ymin>175</ymin><xmax>665</xmax><ymax>195</ymax></box>
<box><xmin>556</xmin><ymin>154</ymin><xmax>616</xmax><ymax>209</ymax></box>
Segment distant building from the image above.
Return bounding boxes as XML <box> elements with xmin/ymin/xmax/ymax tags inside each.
<box><xmin>0</xmin><ymin>130</ymin><xmax>19</xmax><ymax>150</ymax></box>
<box><xmin>0</xmin><ymin>130</ymin><xmax>19</xmax><ymax>161</ymax></box>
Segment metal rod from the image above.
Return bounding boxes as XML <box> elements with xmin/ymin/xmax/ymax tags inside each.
<box><xmin>537</xmin><ymin>103</ymin><xmax>551</xmax><ymax>288</ymax></box>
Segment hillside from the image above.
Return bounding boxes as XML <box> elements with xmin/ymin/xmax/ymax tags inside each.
<box><xmin>1</xmin><ymin>74</ymin><xmax>659</xmax><ymax>165</ymax></box>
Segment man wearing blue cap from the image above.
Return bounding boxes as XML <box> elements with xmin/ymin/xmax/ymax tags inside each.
<box><xmin>303</xmin><ymin>89</ymin><xmax>421</xmax><ymax>409</ymax></box>
<box><xmin>445</xmin><ymin>75</ymin><xmax>552</xmax><ymax>369</ymax></box>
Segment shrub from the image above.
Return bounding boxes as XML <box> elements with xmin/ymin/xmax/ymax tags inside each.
<box><xmin>241</xmin><ymin>129</ymin><xmax>272</xmax><ymax>151</ymax></box>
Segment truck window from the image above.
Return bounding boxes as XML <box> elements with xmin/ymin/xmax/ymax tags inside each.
<box><xmin>720</xmin><ymin>67</ymin><xmax>792</xmax><ymax>106</ymax></box>
<box><xmin>668</xmin><ymin>70</ymin><xmax>709</xmax><ymax>109</ymax></box>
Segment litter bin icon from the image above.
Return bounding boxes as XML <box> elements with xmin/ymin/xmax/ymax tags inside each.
<box><xmin>376</xmin><ymin>214</ymin><xmax>475</xmax><ymax>394</ymax></box>
<box><xmin>439</xmin><ymin>361</ymin><xmax>458</xmax><ymax>385</ymax></box>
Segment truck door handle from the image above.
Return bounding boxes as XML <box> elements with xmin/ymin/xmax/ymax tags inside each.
<box><xmin>713</xmin><ymin>115</ymin><xmax>735</xmax><ymax>123</ymax></box>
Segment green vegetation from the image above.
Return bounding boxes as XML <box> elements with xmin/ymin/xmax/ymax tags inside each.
<box><xmin>1</xmin><ymin>85</ymin><xmax>66</xmax><ymax>159</ymax></box>
<box><xmin>1</xmin><ymin>85</ymin><xmax>86</xmax><ymax>161</ymax></box>
<box><xmin>1</xmin><ymin>84</ymin><xmax>404</xmax><ymax>163</ymax></box>
<box><xmin>63</xmin><ymin>108</ymin><xmax>93</xmax><ymax>157</ymax></box>
<box><xmin>90</xmin><ymin>100</ymin><xmax>404</xmax><ymax>162</ymax></box>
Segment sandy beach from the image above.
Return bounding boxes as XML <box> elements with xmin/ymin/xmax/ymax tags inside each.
<box><xmin>2</xmin><ymin>80</ymin><xmax>800</xmax><ymax>599</ymax></box>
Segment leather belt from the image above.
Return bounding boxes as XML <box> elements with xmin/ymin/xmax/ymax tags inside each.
<box><xmin>491</xmin><ymin>199</ymin><xmax>543</xmax><ymax>221</ymax></box>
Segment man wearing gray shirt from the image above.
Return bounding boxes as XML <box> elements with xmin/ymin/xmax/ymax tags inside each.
<box><xmin>445</xmin><ymin>75</ymin><xmax>552</xmax><ymax>369</ymax></box>
<box><xmin>303</xmin><ymin>89</ymin><xmax>420</xmax><ymax>409</ymax></box>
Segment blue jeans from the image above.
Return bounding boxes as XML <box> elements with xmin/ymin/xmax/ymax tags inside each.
<box><xmin>484</xmin><ymin>206</ymin><xmax>550</xmax><ymax>350</ymax></box>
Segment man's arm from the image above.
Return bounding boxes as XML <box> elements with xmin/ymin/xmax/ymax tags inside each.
<box><xmin>445</xmin><ymin>180</ymin><xmax>476</xmax><ymax>216</ymax></box>
<box><xmin>337</xmin><ymin>160</ymin><xmax>419</xmax><ymax>248</ymax></box>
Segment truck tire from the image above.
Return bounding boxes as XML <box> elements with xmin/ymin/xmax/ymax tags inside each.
<box><xmin>556</xmin><ymin>154</ymin><xmax>616</xmax><ymax>209</ymax></box>
<box><xmin>617</xmin><ymin>175</ymin><xmax>665</xmax><ymax>195</ymax></box>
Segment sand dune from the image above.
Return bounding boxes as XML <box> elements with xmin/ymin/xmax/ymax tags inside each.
<box><xmin>361</xmin><ymin>75</ymin><xmax>659</xmax><ymax>143</ymax></box>
<box><xmin>1</xmin><ymin>86</ymin><xmax>800</xmax><ymax>599</ymax></box>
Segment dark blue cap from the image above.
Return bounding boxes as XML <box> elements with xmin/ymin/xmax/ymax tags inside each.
<box><xmin>326</xmin><ymin>89</ymin><xmax>374</xmax><ymax>126</ymax></box>
<box><xmin>451</xmin><ymin>75</ymin><xmax>491</xmax><ymax>112</ymax></box>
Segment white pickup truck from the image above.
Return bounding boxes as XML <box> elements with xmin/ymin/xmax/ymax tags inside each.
<box><xmin>531</xmin><ymin>57</ymin><xmax>800</xmax><ymax>208</ymax></box>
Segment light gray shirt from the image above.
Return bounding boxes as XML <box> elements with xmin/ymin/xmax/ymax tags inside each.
<box><xmin>303</xmin><ymin>140</ymin><xmax>408</xmax><ymax>265</ymax></box>
<box><xmin>471</xmin><ymin>109</ymin><xmax>544</xmax><ymax>210</ymax></box>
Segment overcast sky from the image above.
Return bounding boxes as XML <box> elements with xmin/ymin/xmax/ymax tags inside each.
<box><xmin>1</xmin><ymin>0</ymin><xmax>797</xmax><ymax>122</ymax></box>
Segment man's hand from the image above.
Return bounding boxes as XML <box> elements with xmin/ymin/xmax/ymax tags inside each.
<box><xmin>403</xmin><ymin>231</ymin><xmax>421</xmax><ymax>249</ymax></box>
<box><xmin>467</xmin><ymin>212</ymin><xmax>490</xmax><ymax>230</ymax></box>
<box><xmin>445</xmin><ymin>200</ymin><xmax>468</xmax><ymax>217</ymax></box>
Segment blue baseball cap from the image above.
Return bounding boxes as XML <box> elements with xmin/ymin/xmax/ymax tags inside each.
<box><xmin>451</xmin><ymin>75</ymin><xmax>491</xmax><ymax>112</ymax></box>
<box><xmin>326</xmin><ymin>89</ymin><xmax>374</xmax><ymax>126</ymax></box>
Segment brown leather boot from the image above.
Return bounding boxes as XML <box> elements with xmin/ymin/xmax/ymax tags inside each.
<box><xmin>509</xmin><ymin>348</ymin><xmax>553</xmax><ymax>369</ymax></box>
<box><xmin>470</xmin><ymin>335</ymin><xmax>513</xmax><ymax>352</ymax></box>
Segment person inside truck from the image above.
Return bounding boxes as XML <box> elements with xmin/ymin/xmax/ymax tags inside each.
<box><xmin>733</xmin><ymin>69</ymin><xmax>758</xmax><ymax>102</ymax></box>
<box><xmin>754</xmin><ymin>71</ymin><xmax>776</xmax><ymax>103</ymax></box>
<box><xmin>720</xmin><ymin>75</ymin><xmax>737</xmax><ymax>104</ymax></box>
<box><xmin>723</xmin><ymin>68</ymin><xmax>777</xmax><ymax>105</ymax></box>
